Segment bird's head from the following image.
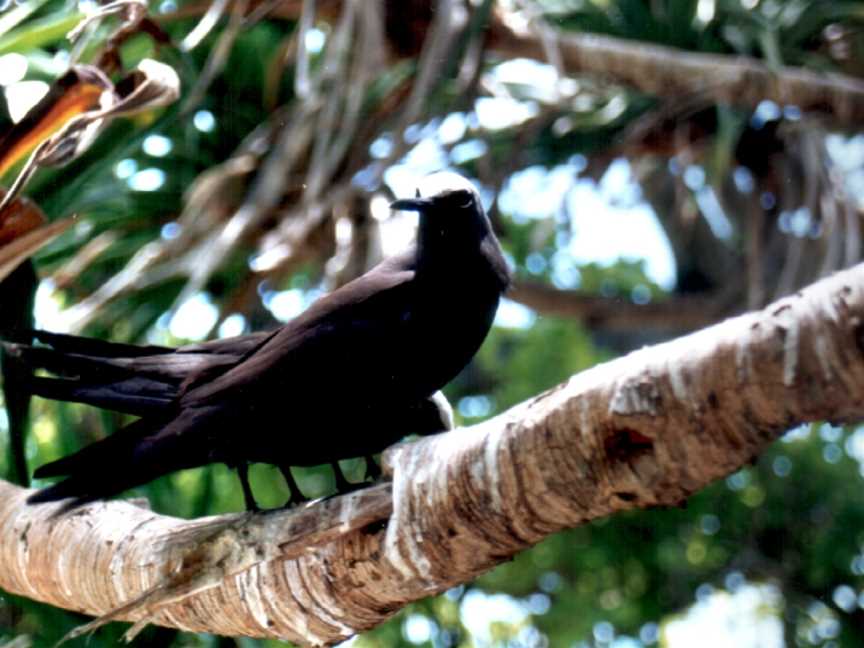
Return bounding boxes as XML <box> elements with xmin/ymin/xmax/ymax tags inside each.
<box><xmin>390</xmin><ymin>172</ymin><xmax>482</xmax><ymax>220</ymax></box>
<box><xmin>390</xmin><ymin>172</ymin><xmax>511</xmax><ymax>288</ymax></box>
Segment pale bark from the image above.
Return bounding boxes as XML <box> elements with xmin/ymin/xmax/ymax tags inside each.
<box><xmin>3</xmin><ymin>263</ymin><xmax>864</xmax><ymax>645</ymax></box>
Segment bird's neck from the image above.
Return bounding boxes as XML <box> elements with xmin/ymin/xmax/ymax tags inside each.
<box><xmin>415</xmin><ymin>221</ymin><xmax>446</xmax><ymax>265</ymax></box>
<box><xmin>415</xmin><ymin>223</ymin><xmax>510</xmax><ymax>290</ymax></box>
<box><xmin>415</xmin><ymin>222</ymin><xmax>471</xmax><ymax>273</ymax></box>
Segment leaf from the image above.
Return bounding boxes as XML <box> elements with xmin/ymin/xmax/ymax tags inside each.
<box><xmin>0</xmin><ymin>191</ymin><xmax>46</xmax><ymax>246</ymax></box>
<box><xmin>0</xmin><ymin>65</ymin><xmax>112</xmax><ymax>178</ymax></box>
<box><xmin>0</xmin><ymin>0</ymin><xmax>54</xmax><ymax>39</ymax></box>
<box><xmin>0</xmin><ymin>216</ymin><xmax>74</xmax><ymax>283</ymax></box>
<box><xmin>111</xmin><ymin>58</ymin><xmax>181</xmax><ymax>114</ymax></box>
<box><xmin>0</xmin><ymin>58</ymin><xmax>179</xmax><ymax>215</ymax></box>
<box><xmin>30</xmin><ymin>59</ymin><xmax>179</xmax><ymax>169</ymax></box>
<box><xmin>0</xmin><ymin>10</ymin><xmax>83</xmax><ymax>55</ymax></box>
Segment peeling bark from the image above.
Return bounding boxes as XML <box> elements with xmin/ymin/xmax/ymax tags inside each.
<box><xmin>3</xmin><ymin>264</ymin><xmax>864</xmax><ymax>645</ymax></box>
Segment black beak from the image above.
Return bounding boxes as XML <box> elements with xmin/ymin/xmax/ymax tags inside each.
<box><xmin>390</xmin><ymin>197</ymin><xmax>433</xmax><ymax>212</ymax></box>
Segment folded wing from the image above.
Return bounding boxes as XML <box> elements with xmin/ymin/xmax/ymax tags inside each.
<box><xmin>3</xmin><ymin>329</ymin><xmax>274</xmax><ymax>416</ymax></box>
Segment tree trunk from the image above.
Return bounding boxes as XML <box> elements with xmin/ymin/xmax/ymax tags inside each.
<box><xmin>2</xmin><ymin>263</ymin><xmax>864</xmax><ymax>646</ymax></box>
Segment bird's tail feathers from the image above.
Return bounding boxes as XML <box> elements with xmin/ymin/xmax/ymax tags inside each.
<box><xmin>23</xmin><ymin>374</ymin><xmax>175</xmax><ymax>417</ymax></box>
<box><xmin>30</xmin><ymin>329</ymin><xmax>171</xmax><ymax>358</ymax></box>
<box><xmin>3</xmin><ymin>340</ymin><xmax>168</xmax><ymax>380</ymax></box>
<box><xmin>28</xmin><ymin>417</ymin><xmax>185</xmax><ymax>506</ymax></box>
<box><xmin>1</xmin><ymin>336</ymin><xmax>187</xmax><ymax>416</ymax></box>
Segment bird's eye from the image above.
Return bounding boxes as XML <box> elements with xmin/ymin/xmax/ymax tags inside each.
<box><xmin>451</xmin><ymin>190</ymin><xmax>473</xmax><ymax>208</ymax></box>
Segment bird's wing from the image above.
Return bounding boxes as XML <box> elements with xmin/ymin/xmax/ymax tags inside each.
<box><xmin>31</xmin><ymin>329</ymin><xmax>173</xmax><ymax>357</ymax></box>
<box><xmin>175</xmin><ymin>330</ymin><xmax>273</xmax><ymax>356</ymax></box>
<box><xmin>3</xmin><ymin>329</ymin><xmax>277</xmax><ymax>416</ymax></box>
<box><xmin>182</xmin><ymin>261</ymin><xmax>417</xmax><ymax>405</ymax></box>
<box><xmin>12</xmin><ymin>249</ymin><xmax>416</xmax><ymax>416</ymax></box>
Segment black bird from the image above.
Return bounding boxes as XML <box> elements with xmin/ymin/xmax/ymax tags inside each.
<box><xmin>9</xmin><ymin>172</ymin><xmax>510</xmax><ymax>510</ymax></box>
<box><xmin>12</xmin><ymin>330</ymin><xmax>454</xmax><ymax>509</ymax></box>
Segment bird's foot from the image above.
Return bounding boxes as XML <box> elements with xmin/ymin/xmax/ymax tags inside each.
<box><xmin>279</xmin><ymin>465</ymin><xmax>309</xmax><ymax>507</ymax></box>
<box><xmin>235</xmin><ymin>462</ymin><xmax>261</xmax><ymax>512</ymax></box>
<box><xmin>363</xmin><ymin>455</ymin><xmax>381</xmax><ymax>481</ymax></box>
<box><xmin>332</xmin><ymin>460</ymin><xmax>372</xmax><ymax>495</ymax></box>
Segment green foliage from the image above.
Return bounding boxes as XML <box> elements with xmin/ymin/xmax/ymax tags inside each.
<box><xmin>0</xmin><ymin>0</ymin><xmax>863</xmax><ymax>646</ymax></box>
<box><xmin>548</xmin><ymin>0</ymin><xmax>864</xmax><ymax>67</ymax></box>
<box><xmin>467</xmin><ymin>315</ymin><xmax>607</xmax><ymax>413</ymax></box>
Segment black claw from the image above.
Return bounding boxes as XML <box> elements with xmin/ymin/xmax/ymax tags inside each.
<box><xmin>330</xmin><ymin>460</ymin><xmax>368</xmax><ymax>496</ymax></box>
<box><xmin>364</xmin><ymin>455</ymin><xmax>381</xmax><ymax>481</ymax></box>
<box><xmin>279</xmin><ymin>465</ymin><xmax>308</xmax><ymax>506</ymax></box>
<box><xmin>236</xmin><ymin>462</ymin><xmax>260</xmax><ymax>512</ymax></box>
<box><xmin>331</xmin><ymin>460</ymin><xmax>353</xmax><ymax>493</ymax></box>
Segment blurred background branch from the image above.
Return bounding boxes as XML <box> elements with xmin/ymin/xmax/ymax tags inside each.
<box><xmin>488</xmin><ymin>8</ymin><xmax>864</xmax><ymax>125</ymax></box>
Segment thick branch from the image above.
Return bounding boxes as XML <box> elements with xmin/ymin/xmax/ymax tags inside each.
<box><xmin>3</xmin><ymin>264</ymin><xmax>864</xmax><ymax>645</ymax></box>
<box><xmin>488</xmin><ymin>14</ymin><xmax>864</xmax><ymax>125</ymax></box>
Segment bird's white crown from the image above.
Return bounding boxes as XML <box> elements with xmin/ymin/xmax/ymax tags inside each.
<box><xmin>415</xmin><ymin>172</ymin><xmax>478</xmax><ymax>199</ymax></box>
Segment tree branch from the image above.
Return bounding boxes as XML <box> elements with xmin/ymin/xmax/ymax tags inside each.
<box><xmin>488</xmin><ymin>12</ymin><xmax>864</xmax><ymax>125</ymax></box>
<box><xmin>164</xmin><ymin>1</ymin><xmax>864</xmax><ymax>125</ymax></box>
<box><xmin>508</xmin><ymin>280</ymin><xmax>733</xmax><ymax>332</ymax></box>
<box><xmin>3</xmin><ymin>263</ymin><xmax>864</xmax><ymax>645</ymax></box>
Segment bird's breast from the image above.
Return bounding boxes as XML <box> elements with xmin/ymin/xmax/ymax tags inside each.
<box><xmin>396</xmin><ymin>274</ymin><xmax>501</xmax><ymax>397</ymax></box>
